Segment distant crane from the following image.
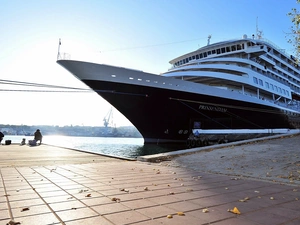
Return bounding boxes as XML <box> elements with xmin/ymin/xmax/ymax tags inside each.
<box><xmin>103</xmin><ymin>107</ymin><xmax>114</xmax><ymax>128</ymax></box>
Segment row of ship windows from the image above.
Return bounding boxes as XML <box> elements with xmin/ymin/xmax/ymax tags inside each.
<box><xmin>174</xmin><ymin>43</ymin><xmax>246</xmax><ymax>67</ymax></box>
<box><xmin>253</xmin><ymin>77</ymin><xmax>289</xmax><ymax>96</ymax></box>
<box><xmin>111</xmin><ymin>75</ymin><xmax>180</xmax><ymax>87</ymax></box>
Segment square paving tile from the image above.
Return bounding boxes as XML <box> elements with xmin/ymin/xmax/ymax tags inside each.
<box><xmin>185</xmin><ymin>208</ymin><xmax>235</xmax><ymax>224</ymax></box>
<box><xmin>14</xmin><ymin>212</ymin><xmax>60</xmax><ymax>225</ymax></box>
<box><xmin>147</xmin><ymin>195</ymin><xmax>180</xmax><ymax>205</ymax></box>
<box><xmin>6</xmin><ymin>189</ymin><xmax>39</xmax><ymax>199</ymax></box>
<box><xmin>283</xmin><ymin>218</ymin><xmax>300</xmax><ymax>225</ymax></box>
<box><xmin>165</xmin><ymin>201</ymin><xmax>203</xmax><ymax>212</ymax></box>
<box><xmin>7</xmin><ymin>188</ymin><xmax>36</xmax><ymax>196</ymax></box>
<box><xmin>129</xmin><ymin>218</ymin><xmax>163</xmax><ymax>225</ymax></box>
<box><xmin>49</xmin><ymin>200</ymin><xmax>86</xmax><ymax>211</ymax></box>
<box><xmin>154</xmin><ymin>214</ymin><xmax>208</xmax><ymax>225</ymax></box>
<box><xmin>240</xmin><ymin>209</ymin><xmax>291</xmax><ymax>225</ymax></box>
<box><xmin>56</xmin><ymin>207</ymin><xmax>99</xmax><ymax>222</ymax></box>
<box><xmin>43</xmin><ymin>194</ymin><xmax>74</xmax><ymax>204</ymax></box>
<box><xmin>213</xmin><ymin>217</ymin><xmax>263</xmax><ymax>225</ymax></box>
<box><xmin>64</xmin><ymin>215</ymin><xmax>114</xmax><ymax>225</ymax></box>
<box><xmin>11</xmin><ymin>204</ymin><xmax>52</xmax><ymax>218</ymax></box>
<box><xmin>136</xmin><ymin>205</ymin><xmax>175</xmax><ymax>219</ymax></box>
<box><xmin>104</xmin><ymin>210</ymin><xmax>150</xmax><ymax>225</ymax></box>
<box><xmin>80</xmin><ymin>196</ymin><xmax>114</xmax><ymax>206</ymax></box>
<box><xmin>0</xmin><ymin>202</ymin><xmax>8</xmax><ymax>210</ymax></box>
<box><xmin>121</xmin><ymin>198</ymin><xmax>159</xmax><ymax>210</ymax></box>
<box><xmin>280</xmin><ymin>200</ymin><xmax>300</xmax><ymax>210</ymax></box>
<box><xmin>9</xmin><ymin>198</ymin><xmax>45</xmax><ymax>209</ymax></box>
<box><xmin>168</xmin><ymin>192</ymin><xmax>200</xmax><ymax>201</ymax></box>
<box><xmin>190</xmin><ymin>195</ymin><xmax>232</xmax><ymax>208</ymax></box>
<box><xmin>71</xmin><ymin>191</ymin><xmax>104</xmax><ymax>200</ymax></box>
<box><xmin>260</xmin><ymin>205</ymin><xmax>300</xmax><ymax>220</ymax></box>
<box><xmin>39</xmin><ymin>190</ymin><xmax>68</xmax><ymax>198</ymax></box>
<box><xmin>0</xmin><ymin>209</ymin><xmax>10</xmax><ymax>221</ymax></box>
<box><xmin>92</xmin><ymin>202</ymin><xmax>131</xmax><ymax>215</ymax></box>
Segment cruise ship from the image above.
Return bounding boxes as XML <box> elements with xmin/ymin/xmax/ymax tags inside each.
<box><xmin>57</xmin><ymin>35</ymin><xmax>300</xmax><ymax>146</ymax></box>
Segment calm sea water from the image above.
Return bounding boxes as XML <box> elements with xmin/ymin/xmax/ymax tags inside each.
<box><xmin>4</xmin><ymin>135</ymin><xmax>181</xmax><ymax>159</ymax></box>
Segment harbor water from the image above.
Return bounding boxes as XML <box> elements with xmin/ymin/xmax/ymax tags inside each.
<box><xmin>3</xmin><ymin>135</ymin><xmax>182</xmax><ymax>159</ymax></box>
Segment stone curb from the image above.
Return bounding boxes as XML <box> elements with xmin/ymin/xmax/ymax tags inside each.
<box><xmin>137</xmin><ymin>130</ymin><xmax>300</xmax><ymax>162</ymax></box>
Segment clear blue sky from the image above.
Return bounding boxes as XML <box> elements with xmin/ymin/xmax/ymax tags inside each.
<box><xmin>0</xmin><ymin>0</ymin><xmax>298</xmax><ymax>127</ymax></box>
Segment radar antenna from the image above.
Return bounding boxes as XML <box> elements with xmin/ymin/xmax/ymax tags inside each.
<box><xmin>207</xmin><ymin>35</ymin><xmax>212</xmax><ymax>45</ymax></box>
<box><xmin>256</xmin><ymin>17</ymin><xmax>263</xmax><ymax>39</ymax></box>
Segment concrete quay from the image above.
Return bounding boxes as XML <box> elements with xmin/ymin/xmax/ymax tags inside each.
<box><xmin>0</xmin><ymin>135</ymin><xmax>300</xmax><ymax>225</ymax></box>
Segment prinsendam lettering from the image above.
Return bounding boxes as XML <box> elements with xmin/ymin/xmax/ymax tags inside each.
<box><xmin>199</xmin><ymin>104</ymin><xmax>227</xmax><ymax>112</ymax></box>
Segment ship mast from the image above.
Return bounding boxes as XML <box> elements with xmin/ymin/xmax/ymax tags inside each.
<box><xmin>57</xmin><ymin>38</ymin><xmax>61</xmax><ymax>60</ymax></box>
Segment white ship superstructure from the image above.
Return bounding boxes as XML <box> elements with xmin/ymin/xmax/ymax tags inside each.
<box><xmin>165</xmin><ymin>35</ymin><xmax>300</xmax><ymax>121</ymax></box>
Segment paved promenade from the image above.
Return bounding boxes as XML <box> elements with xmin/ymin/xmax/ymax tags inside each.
<box><xmin>0</xmin><ymin>136</ymin><xmax>300</xmax><ymax>225</ymax></box>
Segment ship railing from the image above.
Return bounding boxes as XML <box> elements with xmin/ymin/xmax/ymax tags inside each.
<box><xmin>275</xmin><ymin>100</ymin><xmax>300</xmax><ymax>112</ymax></box>
<box><xmin>57</xmin><ymin>52</ymin><xmax>71</xmax><ymax>60</ymax></box>
<box><xmin>258</xmin><ymin>38</ymin><xmax>287</xmax><ymax>54</ymax></box>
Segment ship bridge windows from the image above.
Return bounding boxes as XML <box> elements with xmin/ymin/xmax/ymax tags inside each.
<box><xmin>253</xmin><ymin>77</ymin><xmax>258</xmax><ymax>84</ymax></box>
<box><xmin>259</xmin><ymin>79</ymin><xmax>263</xmax><ymax>86</ymax></box>
<box><xmin>175</xmin><ymin>43</ymin><xmax>246</xmax><ymax>66</ymax></box>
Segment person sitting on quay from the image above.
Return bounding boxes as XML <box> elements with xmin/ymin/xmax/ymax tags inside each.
<box><xmin>20</xmin><ymin>138</ymin><xmax>26</xmax><ymax>146</ymax></box>
<box><xmin>34</xmin><ymin>129</ymin><xmax>43</xmax><ymax>145</ymax></box>
<box><xmin>0</xmin><ymin>131</ymin><xmax>4</xmax><ymax>145</ymax></box>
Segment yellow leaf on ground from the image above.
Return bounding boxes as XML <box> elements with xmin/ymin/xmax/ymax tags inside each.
<box><xmin>177</xmin><ymin>212</ymin><xmax>185</xmax><ymax>216</ymax></box>
<box><xmin>202</xmin><ymin>208</ymin><xmax>209</xmax><ymax>213</ymax></box>
<box><xmin>229</xmin><ymin>207</ymin><xmax>241</xmax><ymax>215</ymax></box>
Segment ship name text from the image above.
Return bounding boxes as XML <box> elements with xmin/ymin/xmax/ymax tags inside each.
<box><xmin>198</xmin><ymin>104</ymin><xmax>227</xmax><ymax>112</ymax></box>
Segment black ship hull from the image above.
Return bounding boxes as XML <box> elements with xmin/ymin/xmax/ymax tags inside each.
<box><xmin>84</xmin><ymin>79</ymin><xmax>296</xmax><ymax>144</ymax></box>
